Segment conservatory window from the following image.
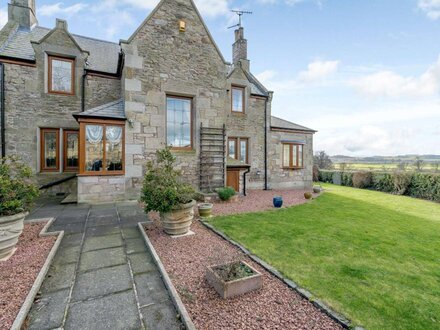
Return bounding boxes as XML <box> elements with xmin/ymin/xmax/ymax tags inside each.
<box><xmin>79</xmin><ymin>121</ymin><xmax>125</xmax><ymax>175</ymax></box>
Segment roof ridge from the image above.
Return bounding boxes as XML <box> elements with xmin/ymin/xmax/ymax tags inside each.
<box><xmin>34</xmin><ymin>26</ymin><xmax>119</xmax><ymax>46</ymax></box>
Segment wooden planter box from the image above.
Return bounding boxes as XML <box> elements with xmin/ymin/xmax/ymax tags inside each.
<box><xmin>206</xmin><ymin>261</ymin><xmax>262</xmax><ymax>299</ymax></box>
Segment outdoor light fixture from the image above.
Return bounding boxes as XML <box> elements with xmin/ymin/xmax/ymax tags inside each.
<box><xmin>128</xmin><ymin>118</ymin><xmax>134</xmax><ymax>128</ymax></box>
<box><xmin>179</xmin><ymin>20</ymin><xmax>186</xmax><ymax>32</ymax></box>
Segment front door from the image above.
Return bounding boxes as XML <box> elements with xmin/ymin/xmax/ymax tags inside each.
<box><xmin>226</xmin><ymin>169</ymin><xmax>240</xmax><ymax>192</ymax></box>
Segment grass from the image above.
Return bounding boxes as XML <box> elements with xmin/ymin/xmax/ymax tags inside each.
<box><xmin>209</xmin><ymin>184</ymin><xmax>440</xmax><ymax>330</ymax></box>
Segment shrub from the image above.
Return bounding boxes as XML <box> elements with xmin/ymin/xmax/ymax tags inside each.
<box><xmin>407</xmin><ymin>173</ymin><xmax>440</xmax><ymax>201</ymax></box>
<box><xmin>372</xmin><ymin>173</ymin><xmax>394</xmax><ymax>193</ymax></box>
<box><xmin>217</xmin><ymin>187</ymin><xmax>236</xmax><ymax>201</ymax></box>
<box><xmin>141</xmin><ymin>147</ymin><xmax>195</xmax><ymax>214</ymax></box>
<box><xmin>0</xmin><ymin>156</ymin><xmax>39</xmax><ymax>216</ymax></box>
<box><xmin>392</xmin><ymin>171</ymin><xmax>412</xmax><ymax>195</ymax></box>
<box><xmin>342</xmin><ymin>172</ymin><xmax>354</xmax><ymax>187</ymax></box>
<box><xmin>319</xmin><ymin>170</ymin><xmax>334</xmax><ymax>183</ymax></box>
<box><xmin>352</xmin><ymin>171</ymin><xmax>373</xmax><ymax>189</ymax></box>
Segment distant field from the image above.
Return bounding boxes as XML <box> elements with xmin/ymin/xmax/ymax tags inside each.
<box><xmin>333</xmin><ymin>163</ymin><xmax>439</xmax><ymax>173</ymax></box>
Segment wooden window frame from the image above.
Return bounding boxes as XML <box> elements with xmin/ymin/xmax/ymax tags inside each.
<box><xmin>63</xmin><ymin>130</ymin><xmax>79</xmax><ymax>172</ymax></box>
<box><xmin>231</xmin><ymin>85</ymin><xmax>245</xmax><ymax>114</ymax></box>
<box><xmin>78</xmin><ymin>118</ymin><xmax>125</xmax><ymax>176</ymax></box>
<box><xmin>166</xmin><ymin>95</ymin><xmax>194</xmax><ymax>151</ymax></box>
<box><xmin>228</xmin><ymin>137</ymin><xmax>249</xmax><ymax>163</ymax></box>
<box><xmin>40</xmin><ymin>128</ymin><xmax>60</xmax><ymax>172</ymax></box>
<box><xmin>48</xmin><ymin>55</ymin><xmax>75</xmax><ymax>96</ymax></box>
<box><xmin>282</xmin><ymin>143</ymin><xmax>304</xmax><ymax>170</ymax></box>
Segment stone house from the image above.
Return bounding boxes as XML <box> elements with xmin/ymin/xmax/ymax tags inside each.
<box><xmin>0</xmin><ymin>0</ymin><xmax>316</xmax><ymax>203</ymax></box>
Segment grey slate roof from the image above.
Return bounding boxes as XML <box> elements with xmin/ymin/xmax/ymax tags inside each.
<box><xmin>227</xmin><ymin>64</ymin><xmax>269</xmax><ymax>97</ymax></box>
<box><xmin>271</xmin><ymin>116</ymin><xmax>316</xmax><ymax>133</ymax></box>
<box><xmin>0</xmin><ymin>26</ymin><xmax>120</xmax><ymax>73</ymax></box>
<box><xmin>74</xmin><ymin>99</ymin><xmax>126</xmax><ymax>120</ymax></box>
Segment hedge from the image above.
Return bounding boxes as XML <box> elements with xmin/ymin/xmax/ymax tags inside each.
<box><xmin>318</xmin><ymin>170</ymin><xmax>440</xmax><ymax>202</ymax></box>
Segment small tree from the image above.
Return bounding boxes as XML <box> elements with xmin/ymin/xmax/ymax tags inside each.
<box><xmin>314</xmin><ymin>151</ymin><xmax>333</xmax><ymax>169</ymax></box>
<box><xmin>0</xmin><ymin>156</ymin><xmax>39</xmax><ymax>216</ymax></box>
<box><xmin>141</xmin><ymin>147</ymin><xmax>195</xmax><ymax>214</ymax></box>
<box><xmin>413</xmin><ymin>157</ymin><xmax>424</xmax><ymax>172</ymax></box>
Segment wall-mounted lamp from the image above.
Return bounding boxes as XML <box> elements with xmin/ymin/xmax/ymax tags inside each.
<box><xmin>128</xmin><ymin>118</ymin><xmax>134</xmax><ymax>128</ymax></box>
<box><xmin>256</xmin><ymin>170</ymin><xmax>262</xmax><ymax>177</ymax></box>
<box><xmin>179</xmin><ymin>20</ymin><xmax>186</xmax><ymax>32</ymax></box>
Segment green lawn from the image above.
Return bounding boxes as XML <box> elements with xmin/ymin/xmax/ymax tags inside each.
<box><xmin>209</xmin><ymin>184</ymin><xmax>440</xmax><ymax>330</ymax></box>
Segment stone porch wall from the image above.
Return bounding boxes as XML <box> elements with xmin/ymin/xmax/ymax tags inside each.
<box><xmin>77</xmin><ymin>176</ymin><xmax>129</xmax><ymax>204</ymax></box>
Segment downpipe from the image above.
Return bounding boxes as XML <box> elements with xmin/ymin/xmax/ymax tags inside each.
<box><xmin>1</xmin><ymin>63</ymin><xmax>5</xmax><ymax>158</ymax></box>
<box><xmin>243</xmin><ymin>168</ymin><xmax>251</xmax><ymax>196</ymax></box>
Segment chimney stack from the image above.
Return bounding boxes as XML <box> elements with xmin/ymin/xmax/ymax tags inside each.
<box><xmin>233</xmin><ymin>27</ymin><xmax>250</xmax><ymax>71</ymax></box>
<box><xmin>8</xmin><ymin>0</ymin><xmax>38</xmax><ymax>29</ymax></box>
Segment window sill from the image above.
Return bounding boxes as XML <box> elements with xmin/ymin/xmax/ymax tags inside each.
<box><xmin>78</xmin><ymin>172</ymin><xmax>125</xmax><ymax>177</ymax></box>
<box><xmin>282</xmin><ymin>167</ymin><xmax>304</xmax><ymax>171</ymax></box>
<box><xmin>48</xmin><ymin>91</ymin><xmax>75</xmax><ymax>96</ymax></box>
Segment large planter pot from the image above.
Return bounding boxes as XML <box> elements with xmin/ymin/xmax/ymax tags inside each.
<box><xmin>313</xmin><ymin>185</ymin><xmax>322</xmax><ymax>193</ymax></box>
<box><xmin>160</xmin><ymin>200</ymin><xmax>196</xmax><ymax>236</ymax></box>
<box><xmin>0</xmin><ymin>212</ymin><xmax>28</xmax><ymax>261</ymax></box>
<box><xmin>198</xmin><ymin>203</ymin><xmax>213</xmax><ymax>219</ymax></box>
<box><xmin>206</xmin><ymin>261</ymin><xmax>263</xmax><ymax>299</ymax></box>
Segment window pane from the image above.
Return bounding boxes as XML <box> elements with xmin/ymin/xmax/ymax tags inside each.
<box><xmin>66</xmin><ymin>132</ymin><xmax>78</xmax><ymax>168</ymax></box>
<box><xmin>232</xmin><ymin>88</ymin><xmax>244</xmax><ymax>112</ymax></box>
<box><xmin>106</xmin><ymin>126</ymin><xmax>123</xmax><ymax>171</ymax></box>
<box><xmin>283</xmin><ymin>144</ymin><xmax>290</xmax><ymax>167</ymax></box>
<box><xmin>292</xmin><ymin>145</ymin><xmax>298</xmax><ymax>167</ymax></box>
<box><xmin>240</xmin><ymin>140</ymin><xmax>247</xmax><ymax>163</ymax></box>
<box><xmin>228</xmin><ymin>140</ymin><xmax>236</xmax><ymax>159</ymax></box>
<box><xmin>167</xmin><ymin>97</ymin><xmax>191</xmax><ymax>148</ymax></box>
<box><xmin>51</xmin><ymin>59</ymin><xmax>73</xmax><ymax>93</ymax></box>
<box><xmin>44</xmin><ymin>132</ymin><xmax>57</xmax><ymax>169</ymax></box>
<box><xmin>85</xmin><ymin>125</ymin><xmax>103</xmax><ymax>172</ymax></box>
<box><xmin>298</xmin><ymin>145</ymin><xmax>303</xmax><ymax>167</ymax></box>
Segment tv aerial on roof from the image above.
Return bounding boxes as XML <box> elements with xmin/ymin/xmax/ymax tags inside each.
<box><xmin>228</xmin><ymin>10</ymin><xmax>253</xmax><ymax>29</ymax></box>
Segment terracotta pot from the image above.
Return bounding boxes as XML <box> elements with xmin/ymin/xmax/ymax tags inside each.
<box><xmin>160</xmin><ymin>200</ymin><xmax>196</xmax><ymax>236</ymax></box>
<box><xmin>198</xmin><ymin>203</ymin><xmax>213</xmax><ymax>219</ymax></box>
<box><xmin>0</xmin><ymin>212</ymin><xmax>28</xmax><ymax>261</ymax></box>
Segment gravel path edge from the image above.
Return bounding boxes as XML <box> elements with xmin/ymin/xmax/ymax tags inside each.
<box><xmin>200</xmin><ymin>220</ymin><xmax>362</xmax><ymax>330</ymax></box>
<box><xmin>10</xmin><ymin>217</ymin><xmax>65</xmax><ymax>330</ymax></box>
<box><xmin>137</xmin><ymin>222</ymin><xmax>196</xmax><ymax>330</ymax></box>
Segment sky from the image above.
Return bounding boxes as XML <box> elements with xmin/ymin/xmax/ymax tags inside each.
<box><xmin>1</xmin><ymin>0</ymin><xmax>440</xmax><ymax>156</ymax></box>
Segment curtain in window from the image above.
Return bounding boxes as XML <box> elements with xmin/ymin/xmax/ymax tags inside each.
<box><xmin>86</xmin><ymin>125</ymin><xmax>103</xmax><ymax>144</ymax></box>
<box><xmin>106</xmin><ymin>126</ymin><xmax>123</xmax><ymax>145</ymax></box>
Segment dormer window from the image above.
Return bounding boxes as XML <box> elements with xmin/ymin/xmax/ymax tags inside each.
<box><xmin>231</xmin><ymin>86</ymin><xmax>245</xmax><ymax>113</ymax></box>
<box><xmin>48</xmin><ymin>56</ymin><xmax>75</xmax><ymax>95</ymax></box>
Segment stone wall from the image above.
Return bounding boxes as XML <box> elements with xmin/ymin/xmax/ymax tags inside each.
<box><xmin>77</xmin><ymin>176</ymin><xmax>128</xmax><ymax>204</ymax></box>
<box><xmin>268</xmin><ymin>130</ymin><xmax>314</xmax><ymax>189</ymax></box>
<box><xmin>121</xmin><ymin>0</ymin><xmax>229</xmax><ymax>196</ymax></box>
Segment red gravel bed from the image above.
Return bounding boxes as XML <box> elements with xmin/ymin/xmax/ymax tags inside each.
<box><xmin>209</xmin><ymin>189</ymin><xmax>316</xmax><ymax>217</ymax></box>
<box><xmin>146</xmin><ymin>216</ymin><xmax>341</xmax><ymax>330</ymax></box>
<box><xmin>0</xmin><ymin>222</ymin><xmax>56</xmax><ymax>330</ymax></box>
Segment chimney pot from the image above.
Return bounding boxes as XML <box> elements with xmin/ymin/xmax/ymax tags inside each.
<box><xmin>233</xmin><ymin>27</ymin><xmax>248</xmax><ymax>66</ymax></box>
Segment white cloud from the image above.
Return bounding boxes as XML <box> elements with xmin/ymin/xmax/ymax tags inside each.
<box><xmin>298</xmin><ymin>60</ymin><xmax>340</xmax><ymax>82</ymax></box>
<box><xmin>418</xmin><ymin>0</ymin><xmax>440</xmax><ymax>20</ymax></box>
<box><xmin>257</xmin><ymin>0</ymin><xmax>323</xmax><ymax>6</ymax></box>
<box><xmin>40</xmin><ymin>2</ymin><xmax>88</xmax><ymax>17</ymax></box>
<box><xmin>350</xmin><ymin>56</ymin><xmax>440</xmax><ymax>98</ymax></box>
<box><xmin>0</xmin><ymin>8</ymin><xmax>7</xmax><ymax>29</ymax></box>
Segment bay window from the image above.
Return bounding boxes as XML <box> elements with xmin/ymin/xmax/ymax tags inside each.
<box><xmin>282</xmin><ymin>143</ymin><xmax>304</xmax><ymax>169</ymax></box>
<box><xmin>167</xmin><ymin>96</ymin><xmax>192</xmax><ymax>149</ymax></box>
<box><xmin>79</xmin><ymin>121</ymin><xmax>125</xmax><ymax>175</ymax></box>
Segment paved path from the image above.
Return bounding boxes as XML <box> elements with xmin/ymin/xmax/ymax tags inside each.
<box><xmin>26</xmin><ymin>200</ymin><xmax>182</xmax><ymax>330</ymax></box>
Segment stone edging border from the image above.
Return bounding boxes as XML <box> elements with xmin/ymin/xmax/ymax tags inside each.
<box><xmin>200</xmin><ymin>220</ymin><xmax>365</xmax><ymax>330</ymax></box>
<box><xmin>11</xmin><ymin>218</ymin><xmax>64</xmax><ymax>330</ymax></box>
<box><xmin>137</xmin><ymin>222</ymin><xmax>196</xmax><ymax>330</ymax></box>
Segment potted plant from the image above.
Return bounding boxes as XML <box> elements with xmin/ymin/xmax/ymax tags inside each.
<box><xmin>141</xmin><ymin>147</ymin><xmax>196</xmax><ymax>236</ymax></box>
<box><xmin>198</xmin><ymin>203</ymin><xmax>213</xmax><ymax>219</ymax></box>
<box><xmin>0</xmin><ymin>156</ymin><xmax>39</xmax><ymax>260</ymax></box>
<box><xmin>206</xmin><ymin>260</ymin><xmax>262</xmax><ymax>299</ymax></box>
<box><xmin>304</xmin><ymin>192</ymin><xmax>313</xmax><ymax>200</ymax></box>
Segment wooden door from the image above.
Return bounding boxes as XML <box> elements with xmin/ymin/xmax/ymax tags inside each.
<box><xmin>226</xmin><ymin>169</ymin><xmax>240</xmax><ymax>192</ymax></box>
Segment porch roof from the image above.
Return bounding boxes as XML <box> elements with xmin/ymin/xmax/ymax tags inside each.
<box><xmin>73</xmin><ymin>99</ymin><xmax>126</xmax><ymax>120</ymax></box>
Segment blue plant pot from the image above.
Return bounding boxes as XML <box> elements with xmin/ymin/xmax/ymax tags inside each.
<box><xmin>273</xmin><ymin>197</ymin><xmax>283</xmax><ymax>208</ymax></box>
